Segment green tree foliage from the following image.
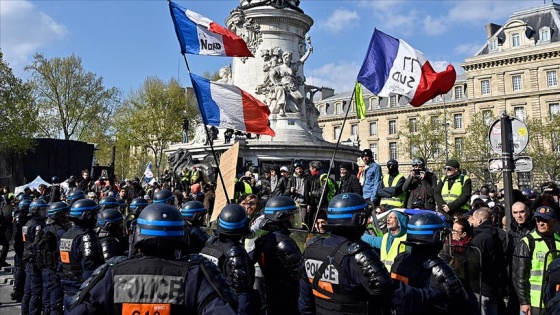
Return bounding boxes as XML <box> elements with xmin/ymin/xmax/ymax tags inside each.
<box><xmin>0</xmin><ymin>51</ymin><xmax>38</xmax><ymax>152</ymax></box>
<box><xmin>25</xmin><ymin>53</ymin><xmax>120</xmax><ymax>140</ymax></box>
<box><xmin>462</xmin><ymin>112</ymin><xmax>500</xmax><ymax>187</ymax></box>
<box><xmin>527</xmin><ymin>114</ymin><xmax>560</xmax><ymax>182</ymax></box>
<box><xmin>115</xmin><ymin>77</ymin><xmax>198</xmax><ymax>178</ymax></box>
<box><xmin>398</xmin><ymin>112</ymin><xmax>447</xmax><ymax>165</ymax></box>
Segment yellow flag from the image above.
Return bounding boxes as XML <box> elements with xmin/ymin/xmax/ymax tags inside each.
<box><xmin>355</xmin><ymin>82</ymin><xmax>366</xmax><ymax>120</ymax></box>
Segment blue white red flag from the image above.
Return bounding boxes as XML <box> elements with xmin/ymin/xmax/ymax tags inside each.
<box><xmin>357</xmin><ymin>29</ymin><xmax>456</xmax><ymax>107</ymax></box>
<box><xmin>143</xmin><ymin>162</ymin><xmax>155</xmax><ymax>185</ymax></box>
<box><xmin>189</xmin><ymin>73</ymin><xmax>275</xmax><ymax>137</ymax></box>
<box><xmin>169</xmin><ymin>1</ymin><xmax>253</xmax><ymax>57</ymax></box>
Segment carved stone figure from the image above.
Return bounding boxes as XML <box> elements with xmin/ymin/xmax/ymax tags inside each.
<box><xmin>228</xmin><ymin>9</ymin><xmax>262</xmax><ymax>62</ymax></box>
<box><xmin>239</xmin><ymin>0</ymin><xmax>303</xmax><ymax>13</ymax></box>
<box><xmin>215</xmin><ymin>65</ymin><xmax>233</xmax><ymax>84</ymax></box>
<box><xmin>167</xmin><ymin>148</ymin><xmax>216</xmax><ymax>186</ymax></box>
<box><xmin>192</xmin><ymin>122</ymin><xmax>208</xmax><ymax>145</ymax></box>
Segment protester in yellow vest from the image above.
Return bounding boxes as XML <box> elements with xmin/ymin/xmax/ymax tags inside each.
<box><xmin>361</xmin><ymin>210</ymin><xmax>409</xmax><ymax>270</ymax></box>
<box><xmin>513</xmin><ymin>206</ymin><xmax>560</xmax><ymax>315</ymax></box>
<box><xmin>377</xmin><ymin>159</ymin><xmax>406</xmax><ymax>210</ymax></box>
<box><xmin>434</xmin><ymin>159</ymin><xmax>472</xmax><ymax>221</ymax></box>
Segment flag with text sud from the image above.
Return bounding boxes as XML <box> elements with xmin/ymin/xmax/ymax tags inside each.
<box><xmin>357</xmin><ymin>29</ymin><xmax>456</xmax><ymax>107</ymax></box>
<box><xmin>169</xmin><ymin>1</ymin><xmax>253</xmax><ymax>57</ymax></box>
<box><xmin>189</xmin><ymin>73</ymin><xmax>275</xmax><ymax>137</ymax></box>
<box><xmin>143</xmin><ymin>162</ymin><xmax>155</xmax><ymax>185</ymax></box>
<box><xmin>354</xmin><ymin>82</ymin><xmax>366</xmax><ymax>120</ymax></box>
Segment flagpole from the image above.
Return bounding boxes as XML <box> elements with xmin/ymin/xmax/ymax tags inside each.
<box><xmin>311</xmin><ymin>86</ymin><xmax>357</xmax><ymax>231</ymax></box>
<box><xmin>180</xmin><ymin>53</ymin><xmax>230</xmax><ymax>204</ymax></box>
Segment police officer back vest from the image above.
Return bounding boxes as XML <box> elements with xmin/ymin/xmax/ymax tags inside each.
<box><xmin>380</xmin><ymin>174</ymin><xmax>406</xmax><ymax>207</ymax></box>
<box><xmin>304</xmin><ymin>237</ymin><xmax>376</xmax><ymax>314</ymax></box>
<box><xmin>60</xmin><ymin>227</ymin><xmax>90</xmax><ymax>281</ymax></box>
<box><xmin>35</xmin><ymin>223</ymin><xmax>66</xmax><ymax>270</ymax></box>
<box><xmin>98</xmin><ymin>236</ymin><xmax>124</xmax><ymax>261</ymax></box>
<box><xmin>200</xmin><ymin>236</ymin><xmax>234</xmax><ymax>267</ymax></box>
<box><xmin>22</xmin><ymin>217</ymin><xmax>45</xmax><ymax>263</ymax></box>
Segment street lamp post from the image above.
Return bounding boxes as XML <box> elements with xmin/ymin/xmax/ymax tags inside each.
<box><xmin>443</xmin><ymin>95</ymin><xmax>449</xmax><ymax>161</ymax></box>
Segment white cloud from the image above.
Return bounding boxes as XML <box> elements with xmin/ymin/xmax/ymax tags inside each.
<box><xmin>447</xmin><ymin>0</ymin><xmax>536</xmax><ymax>24</ymax></box>
<box><xmin>317</xmin><ymin>8</ymin><xmax>359</xmax><ymax>33</ymax></box>
<box><xmin>0</xmin><ymin>0</ymin><xmax>67</xmax><ymax>73</ymax></box>
<box><xmin>306</xmin><ymin>61</ymin><xmax>361</xmax><ymax>93</ymax></box>
<box><xmin>423</xmin><ymin>16</ymin><xmax>446</xmax><ymax>36</ymax></box>
<box><xmin>454</xmin><ymin>42</ymin><xmax>483</xmax><ymax>56</ymax></box>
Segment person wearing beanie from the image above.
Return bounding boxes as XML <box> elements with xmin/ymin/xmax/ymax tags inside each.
<box><xmin>435</xmin><ymin>159</ymin><xmax>472</xmax><ymax>221</ymax></box>
<box><xmin>337</xmin><ymin>162</ymin><xmax>362</xmax><ymax>195</ymax></box>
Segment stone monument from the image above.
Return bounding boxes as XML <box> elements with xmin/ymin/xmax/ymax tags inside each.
<box><xmin>166</xmin><ymin>0</ymin><xmax>359</xmax><ymax>178</ymax></box>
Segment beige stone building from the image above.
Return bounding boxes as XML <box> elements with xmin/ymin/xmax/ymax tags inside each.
<box><xmin>316</xmin><ymin>2</ymin><xmax>560</xmax><ymax>187</ymax></box>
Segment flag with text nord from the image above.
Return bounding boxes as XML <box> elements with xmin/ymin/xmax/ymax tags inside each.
<box><xmin>169</xmin><ymin>1</ymin><xmax>253</xmax><ymax>57</ymax></box>
<box><xmin>357</xmin><ymin>29</ymin><xmax>456</xmax><ymax>107</ymax></box>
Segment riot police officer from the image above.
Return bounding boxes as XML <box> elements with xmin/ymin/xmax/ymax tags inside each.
<box><xmin>98</xmin><ymin>196</ymin><xmax>119</xmax><ymax>212</ymax></box>
<box><xmin>391</xmin><ymin>212</ymin><xmax>468</xmax><ymax>314</ymax></box>
<box><xmin>67</xmin><ymin>203</ymin><xmax>239</xmax><ymax>314</ymax></box>
<box><xmin>201</xmin><ymin>204</ymin><xmax>259</xmax><ymax>314</ymax></box>
<box><xmin>11</xmin><ymin>197</ymin><xmax>30</xmax><ymax>301</ymax></box>
<box><xmin>36</xmin><ymin>201</ymin><xmax>69</xmax><ymax>315</ymax></box>
<box><xmin>59</xmin><ymin>198</ymin><xmax>104</xmax><ymax>310</ymax></box>
<box><xmin>153</xmin><ymin>189</ymin><xmax>175</xmax><ymax>205</ymax></box>
<box><xmin>252</xmin><ymin>196</ymin><xmax>303</xmax><ymax>315</ymax></box>
<box><xmin>22</xmin><ymin>199</ymin><xmax>49</xmax><ymax>315</ymax></box>
<box><xmin>180</xmin><ymin>200</ymin><xmax>209</xmax><ymax>253</ymax></box>
<box><xmin>126</xmin><ymin>197</ymin><xmax>149</xmax><ymax>233</ymax></box>
<box><xmin>95</xmin><ymin>209</ymin><xmax>126</xmax><ymax>260</ymax></box>
<box><xmin>66</xmin><ymin>190</ymin><xmax>85</xmax><ymax>207</ymax></box>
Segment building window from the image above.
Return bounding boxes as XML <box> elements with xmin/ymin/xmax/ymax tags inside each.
<box><xmin>431</xmin><ymin>116</ymin><xmax>440</xmax><ymax>130</ymax></box>
<box><xmin>547</xmin><ymin>71</ymin><xmax>558</xmax><ymax>87</ymax></box>
<box><xmin>483</xmin><ymin>110</ymin><xmax>493</xmax><ymax>126</ymax></box>
<box><xmin>454</xmin><ymin>138</ymin><xmax>464</xmax><ymax>156</ymax></box>
<box><xmin>389</xmin><ymin>142</ymin><xmax>398</xmax><ymax>160</ymax></box>
<box><xmin>481</xmin><ymin>79</ymin><xmax>491</xmax><ymax>95</ymax></box>
<box><xmin>370</xmin><ymin>143</ymin><xmax>378</xmax><ymax>160</ymax></box>
<box><xmin>389</xmin><ymin>95</ymin><xmax>397</xmax><ymax>107</ymax></box>
<box><xmin>514</xmin><ymin>106</ymin><xmax>526</xmax><ymax>121</ymax></box>
<box><xmin>550</xmin><ymin>103</ymin><xmax>560</xmax><ymax>118</ymax></box>
<box><xmin>336</xmin><ymin>103</ymin><xmax>343</xmax><ymax>114</ymax></box>
<box><xmin>351</xmin><ymin>124</ymin><xmax>358</xmax><ymax>136</ymax></box>
<box><xmin>512</xmin><ymin>75</ymin><xmax>522</xmax><ymax>91</ymax></box>
<box><xmin>512</xmin><ymin>33</ymin><xmax>520</xmax><ymax>47</ymax></box>
<box><xmin>541</xmin><ymin>28</ymin><xmax>551</xmax><ymax>42</ymax></box>
<box><xmin>334</xmin><ymin>126</ymin><xmax>341</xmax><ymax>140</ymax></box>
<box><xmin>371</xmin><ymin>98</ymin><xmax>380</xmax><ymax>109</ymax></box>
<box><xmin>389</xmin><ymin>120</ymin><xmax>397</xmax><ymax>135</ymax></box>
<box><xmin>369</xmin><ymin>122</ymin><xmax>377</xmax><ymax>136</ymax></box>
<box><xmin>489</xmin><ymin>38</ymin><xmax>498</xmax><ymax>51</ymax></box>
<box><xmin>454</xmin><ymin>86</ymin><xmax>463</xmax><ymax>99</ymax></box>
<box><xmin>454</xmin><ymin>114</ymin><xmax>463</xmax><ymax>129</ymax></box>
<box><xmin>409</xmin><ymin>118</ymin><xmax>417</xmax><ymax>133</ymax></box>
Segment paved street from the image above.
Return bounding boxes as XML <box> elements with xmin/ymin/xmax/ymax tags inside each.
<box><xmin>0</xmin><ymin>251</ymin><xmax>20</xmax><ymax>314</ymax></box>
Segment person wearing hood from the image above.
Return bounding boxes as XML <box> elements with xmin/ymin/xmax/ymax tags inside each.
<box><xmin>377</xmin><ymin>159</ymin><xmax>406</xmax><ymax>210</ymax></box>
<box><xmin>361</xmin><ymin>210</ymin><xmax>409</xmax><ymax>270</ymax></box>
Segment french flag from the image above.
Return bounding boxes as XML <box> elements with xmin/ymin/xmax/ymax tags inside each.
<box><xmin>357</xmin><ymin>29</ymin><xmax>456</xmax><ymax>107</ymax></box>
<box><xmin>169</xmin><ymin>1</ymin><xmax>253</xmax><ymax>57</ymax></box>
<box><xmin>189</xmin><ymin>73</ymin><xmax>275</xmax><ymax>137</ymax></box>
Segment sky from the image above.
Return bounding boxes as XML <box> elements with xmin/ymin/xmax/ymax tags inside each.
<box><xmin>0</xmin><ymin>0</ymin><xmax>546</xmax><ymax>96</ymax></box>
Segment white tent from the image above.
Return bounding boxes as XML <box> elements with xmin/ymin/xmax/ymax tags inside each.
<box><xmin>15</xmin><ymin>176</ymin><xmax>51</xmax><ymax>195</ymax></box>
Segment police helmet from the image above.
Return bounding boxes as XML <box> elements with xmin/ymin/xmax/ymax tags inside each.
<box><xmin>264</xmin><ymin>196</ymin><xmax>298</xmax><ymax>222</ymax></box>
<box><xmin>19</xmin><ymin>199</ymin><xmax>32</xmax><ymax>213</ymax></box>
<box><xmin>67</xmin><ymin>190</ymin><xmax>85</xmax><ymax>206</ymax></box>
<box><xmin>180</xmin><ymin>200</ymin><xmax>207</xmax><ymax>224</ymax></box>
<box><xmin>68</xmin><ymin>198</ymin><xmax>99</xmax><ymax>228</ymax></box>
<box><xmin>97</xmin><ymin>208</ymin><xmax>124</xmax><ymax>233</ymax></box>
<box><xmin>129</xmin><ymin>198</ymin><xmax>149</xmax><ymax>217</ymax></box>
<box><xmin>30</xmin><ymin>199</ymin><xmax>49</xmax><ymax>218</ymax></box>
<box><xmin>406</xmin><ymin>212</ymin><xmax>449</xmax><ymax>245</ymax></box>
<box><xmin>133</xmin><ymin>203</ymin><xmax>185</xmax><ymax>251</ymax></box>
<box><xmin>325</xmin><ymin>193</ymin><xmax>370</xmax><ymax>228</ymax></box>
<box><xmin>99</xmin><ymin>196</ymin><xmax>119</xmax><ymax>210</ymax></box>
<box><xmin>48</xmin><ymin>201</ymin><xmax>69</xmax><ymax>220</ymax></box>
<box><xmin>18</xmin><ymin>194</ymin><xmax>31</xmax><ymax>202</ymax></box>
<box><xmin>217</xmin><ymin>204</ymin><xmax>249</xmax><ymax>235</ymax></box>
<box><xmin>153</xmin><ymin>189</ymin><xmax>175</xmax><ymax>205</ymax></box>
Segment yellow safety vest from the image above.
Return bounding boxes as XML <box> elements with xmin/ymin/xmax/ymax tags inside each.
<box><xmin>522</xmin><ymin>231</ymin><xmax>560</xmax><ymax>308</ymax></box>
<box><xmin>380</xmin><ymin>174</ymin><xmax>406</xmax><ymax>207</ymax></box>
<box><xmin>380</xmin><ymin>233</ymin><xmax>408</xmax><ymax>270</ymax></box>
<box><xmin>319</xmin><ymin>174</ymin><xmax>336</xmax><ymax>201</ymax></box>
<box><xmin>440</xmin><ymin>174</ymin><xmax>470</xmax><ymax>211</ymax></box>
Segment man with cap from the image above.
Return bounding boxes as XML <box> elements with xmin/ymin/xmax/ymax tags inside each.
<box><xmin>337</xmin><ymin>162</ymin><xmax>362</xmax><ymax>195</ymax></box>
<box><xmin>435</xmin><ymin>159</ymin><xmax>472</xmax><ymax>221</ymax></box>
<box><xmin>360</xmin><ymin>149</ymin><xmax>382</xmax><ymax>206</ymax></box>
<box><xmin>513</xmin><ymin>206</ymin><xmax>560</xmax><ymax>315</ymax></box>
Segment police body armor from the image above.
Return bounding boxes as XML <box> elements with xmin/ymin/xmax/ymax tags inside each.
<box><xmin>13</xmin><ymin>213</ymin><xmax>29</xmax><ymax>255</ymax></box>
<box><xmin>22</xmin><ymin>217</ymin><xmax>45</xmax><ymax>263</ymax></box>
<box><xmin>185</xmin><ymin>225</ymin><xmax>209</xmax><ymax>254</ymax></box>
<box><xmin>304</xmin><ymin>237</ymin><xmax>390</xmax><ymax>315</ymax></box>
<box><xmin>98</xmin><ymin>235</ymin><xmax>125</xmax><ymax>261</ymax></box>
<box><xmin>200</xmin><ymin>236</ymin><xmax>255</xmax><ymax>293</ymax></box>
<box><xmin>36</xmin><ymin>223</ymin><xmax>66</xmax><ymax>270</ymax></box>
<box><xmin>59</xmin><ymin>227</ymin><xmax>92</xmax><ymax>281</ymax></box>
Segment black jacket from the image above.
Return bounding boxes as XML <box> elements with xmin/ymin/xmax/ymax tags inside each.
<box><xmin>507</xmin><ymin>218</ymin><xmax>535</xmax><ymax>262</ymax></box>
<box><xmin>471</xmin><ymin>220</ymin><xmax>507</xmax><ymax>297</ymax></box>
<box><xmin>337</xmin><ymin>174</ymin><xmax>362</xmax><ymax>195</ymax></box>
<box><xmin>402</xmin><ymin>171</ymin><xmax>438</xmax><ymax>210</ymax></box>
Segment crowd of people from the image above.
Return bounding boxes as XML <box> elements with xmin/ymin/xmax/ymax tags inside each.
<box><xmin>1</xmin><ymin>148</ymin><xmax>560</xmax><ymax>314</ymax></box>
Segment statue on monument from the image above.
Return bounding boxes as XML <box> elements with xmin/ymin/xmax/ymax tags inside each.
<box><xmin>215</xmin><ymin>65</ymin><xmax>233</xmax><ymax>84</ymax></box>
<box><xmin>256</xmin><ymin>36</ymin><xmax>313</xmax><ymax>117</ymax></box>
